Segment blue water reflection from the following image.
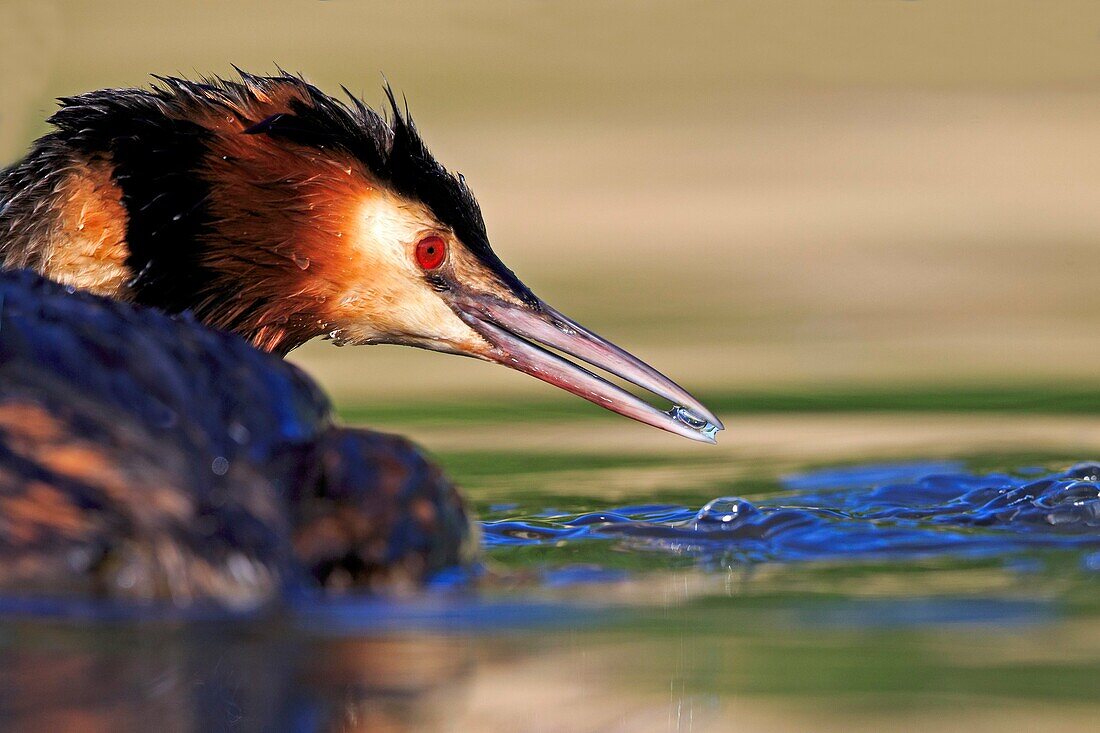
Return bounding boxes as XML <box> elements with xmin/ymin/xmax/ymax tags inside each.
<box><xmin>483</xmin><ymin>462</ymin><xmax>1100</xmax><ymax>568</ymax></box>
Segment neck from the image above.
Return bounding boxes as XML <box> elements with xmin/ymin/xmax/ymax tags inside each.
<box><xmin>1</xmin><ymin>142</ymin><xmax>132</xmax><ymax>299</ymax></box>
<box><xmin>0</xmin><ymin>145</ymin><xmax>325</xmax><ymax>355</ymax></box>
<box><xmin>0</xmin><ymin>122</ymin><xmax>365</xmax><ymax>357</ymax></box>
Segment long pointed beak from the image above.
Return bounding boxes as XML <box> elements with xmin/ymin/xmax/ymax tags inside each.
<box><xmin>450</xmin><ymin>293</ymin><xmax>723</xmax><ymax>444</ymax></box>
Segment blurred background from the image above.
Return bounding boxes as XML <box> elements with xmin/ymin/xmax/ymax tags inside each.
<box><xmin>3</xmin><ymin>3</ymin><xmax>1100</xmax><ymax>732</ymax></box>
<box><xmin>5</xmin><ymin>1</ymin><xmax>1099</xmax><ymax>411</ymax></box>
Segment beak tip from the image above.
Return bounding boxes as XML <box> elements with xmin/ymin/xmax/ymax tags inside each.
<box><xmin>688</xmin><ymin>427</ymin><xmax>719</xmax><ymax>445</ymax></box>
<box><xmin>697</xmin><ymin>409</ymin><xmax>725</xmax><ymax>432</ymax></box>
<box><xmin>667</xmin><ymin>405</ymin><xmax>724</xmax><ymax>443</ymax></box>
<box><xmin>700</xmin><ymin>409</ymin><xmax>725</xmax><ymax>432</ymax></box>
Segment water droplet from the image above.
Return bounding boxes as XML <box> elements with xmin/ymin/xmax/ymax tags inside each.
<box><xmin>1066</xmin><ymin>462</ymin><xmax>1100</xmax><ymax>481</ymax></box>
<box><xmin>126</xmin><ymin>262</ymin><xmax>153</xmax><ymax>288</ymax></box>
<box><xmin>228</xmin><ymin>421</ymin><xmax>251</xmax><ymax>445</ymax></box>
<box><xmin>227</xmin><ymin>553</ymin><xmax>260</xmax><ymax>586</ymax></box>
<box><xmin>66</xmin><ymin>547</ymin><xmax>95</xmax><ymax>572</ymax></box>
<box><xmin>667</xmin><ymin>405</ymin><xmax>720</xmax><ymax>440</ymax></box>
<box><xmin>292</xmin><ymin>253</ymin><xmax>310</xmax><ymax>270</ymax></box>
<box><xmin>693</xmin><ymin>497</ymin><xmax>758</xmax><ymax>529</ymax></box>
<box><xmin>211</xmin><ymin>456</ymin><xmax>229</xmax><ymax>476</ymax></box>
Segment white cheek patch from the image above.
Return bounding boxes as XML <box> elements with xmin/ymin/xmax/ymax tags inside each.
<box><xmin>341</xmin><ymin>193</ymin><xmax>486</xmax><ymax>352</ymax></box>
<box><xmin>355</xmin><ymin>194</ymin><xmax>426</xmax><ymax>273</ymax></box>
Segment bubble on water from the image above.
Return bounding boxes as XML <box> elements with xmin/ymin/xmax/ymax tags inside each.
<box><xmin>693</xmin><ymin>497</ymin><xmax>759</xmax><ymax>529</ymax></box>
<box><xmin>1065</xmin><ymin>462</ymin><xmax>1100</xmax><ymax>481</ymax></box>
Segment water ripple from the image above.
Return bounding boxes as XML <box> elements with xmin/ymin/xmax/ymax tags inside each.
<box><xmin>481</xmin><ymin>462</ymin><xmax>1100</xmax><ymax>567</ymax></box>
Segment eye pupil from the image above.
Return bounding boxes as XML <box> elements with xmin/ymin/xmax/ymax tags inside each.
<box><xmin>415</xmin><ymin>236</ymin><xmax>447</xmax><ymax>270</ymax></box>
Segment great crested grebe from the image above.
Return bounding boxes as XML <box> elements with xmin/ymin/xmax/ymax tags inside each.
<box><xmin>0</xmin><ymin>71</ymin><xmax>720</xmax><ymax>606</ymax></box>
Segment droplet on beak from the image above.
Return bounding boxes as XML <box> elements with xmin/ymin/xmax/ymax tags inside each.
<box><xmin>667</xmin><ymin>406</ymin><xmax>721</xmax><ymax>441</ymax></box>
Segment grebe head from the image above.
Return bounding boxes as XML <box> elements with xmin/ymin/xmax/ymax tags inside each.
<box><xmin>9</xmin><ymin>71</ymin><xmax>721</xmax><ymax>442</ymax></box>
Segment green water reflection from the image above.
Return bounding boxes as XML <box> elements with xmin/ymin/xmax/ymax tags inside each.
<box><xmin>1</xmin><ymin>400</ymin><xmax>1097</xmax><ymax>731</ymax></box>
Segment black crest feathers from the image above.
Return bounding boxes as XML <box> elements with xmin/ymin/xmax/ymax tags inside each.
<box><xmin>47</xmin><ymin>69</ymin><xmax>537</xmax><ymax>306</ymax></box>
<box><xmin>228</xmin><ymin>71</ymin><xmax>537</xmax><ymax>305</ymax></box>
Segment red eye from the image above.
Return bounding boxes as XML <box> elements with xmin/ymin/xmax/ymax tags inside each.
<box><xmin>415</xmin><ymin>236</ymin><xmax>447</xmax><ymax>271</ymax></box>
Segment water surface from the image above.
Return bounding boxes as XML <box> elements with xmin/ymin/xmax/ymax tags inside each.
<box><xmin>0</xmin><ymin>434</ymin><xmax>1097</xmax><ymax>732</ymax></box>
